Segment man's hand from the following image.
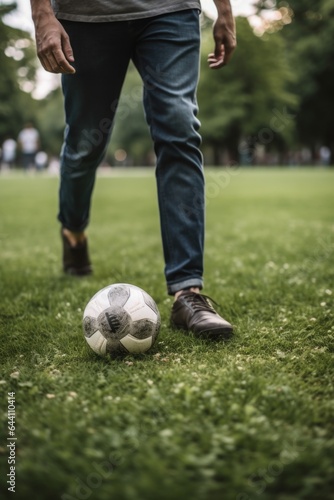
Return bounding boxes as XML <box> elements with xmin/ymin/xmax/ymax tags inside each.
<box><xmin>30</xmin><ymin>1</ymin><xmax>75</xmax><ymax>74</ymax></box>
<box><xmin>208</xmin><ymin>0</ymin><xmax>236</xmax><ymax>69</ymax></box>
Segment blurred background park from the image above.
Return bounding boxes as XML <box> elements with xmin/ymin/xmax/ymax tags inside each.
<box><xmin>0</xmin><ymin>0</ymin><xmax>333</xmax><ymax>171</ymax></box>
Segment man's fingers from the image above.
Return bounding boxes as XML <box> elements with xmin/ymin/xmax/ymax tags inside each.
<box><xmin>208</xmin><ymin>38</ymin><xmax>236</xmax><ymax>69</ymax></box>
<box><xmin>54</xmin><ymin>47</ymin><xmax>75</xmax><ymax>73</ymax></box>
<box><xmin>214</xmin><ymin>38</ymin><xmax>223</xmax><ymax>60</ymax></box>
<box><xmin>223</xmin><ymin>45</ymin><xmax>235</xmax><ymax>66</ymax></box>
<box><xmin>38</xmin><ymin>52</ymin><xmax>56</xmax><ymax>73</ymax></box>
<box><xmin>39</xmin><ymin>52</ymin><xmax>75</xmax><ymax>74</ymax></box>
<box><xmin>207</xmin><ymin>48</ymin><xmax>225</xmax><ymax>69</ymax></box>
<box><xmin>39</xmin><ymin>48</ymin><xmax>75</xmax><ymax>74</ymax></box>
<box><xmin>62</xmin><ymin>33</ymin><xmax>75</xmax><ymax>63</ymax></box>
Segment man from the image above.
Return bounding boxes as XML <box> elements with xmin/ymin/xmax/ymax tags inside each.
<box><xmin>17</xmin><ymin>122</ymin><xmax>40</xmax><ymax>170</ymax></box>
<box><xmin>1</xmin><ymin>136</ymin><xmax>17</xmax><ymax>171</ymax></box>
<box><xmin>29</xmin><ymin>0</ymin><xmax>236</xmax><ymax>339</ymax></box>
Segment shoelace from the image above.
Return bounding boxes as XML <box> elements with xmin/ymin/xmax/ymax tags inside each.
<box><xmin>181</xmin><ymin>292</ymin><xmax>219</xmax><ymax>313</ymax></box>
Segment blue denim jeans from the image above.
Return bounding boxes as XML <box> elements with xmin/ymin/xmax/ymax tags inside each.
<box><xmin>59</xmin><ymin>9</ymin><xmax>204</xmax><ymax>294</ymax></box>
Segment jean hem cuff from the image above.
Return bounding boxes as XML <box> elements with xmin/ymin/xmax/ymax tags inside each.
<box><xmin>167</xmin><ymin>278</ymin><xmax>203</xmax><ymax>296</ymax></box>
<box><xmin>58</xmin><ymin>216</ymin><xmax>89</xmax><ymax>233</ymax></box>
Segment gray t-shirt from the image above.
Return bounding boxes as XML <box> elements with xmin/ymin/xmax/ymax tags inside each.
<box><xmin>51</xmin><ymin>0</ymin><xmax>202</xmax><ymax>22</ymax></box>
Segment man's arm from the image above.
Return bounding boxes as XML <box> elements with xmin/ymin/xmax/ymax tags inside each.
<box><xmin>30</xmin><ymin>0</ymin><xmax>75</xmax><ymax>74</ymax></box>
<box><xmin>208</xmin><ymin>0</ymin><xmax>236</xmax><ymax>69</ymax></box>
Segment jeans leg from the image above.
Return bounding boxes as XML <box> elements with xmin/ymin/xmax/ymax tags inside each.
<box><xmin>58</xmin><ymin>21</ymin><xmax>132</xmax><ymax>231</ymax></box>
<box><xmin>132</xmin><ymin>10</ymin><xmax>204</xmax><ymax>294</ymax></box>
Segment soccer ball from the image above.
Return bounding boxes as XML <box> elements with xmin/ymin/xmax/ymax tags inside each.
<box><xmin>83</xmin><ymin>283</ymin><xmax>161</xmax><ymax>356</ymax></box>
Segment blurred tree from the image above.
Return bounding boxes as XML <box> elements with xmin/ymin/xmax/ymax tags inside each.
<box><xmin>197</xmin><ymin>15</ymin><xmax>297</xmax><ymax>165</ymax></box>
<box><xmin>0</xmin><ymin>2</ymin><xmax>38</xmax><ymax>141</ymax></box>
<box><xmin>32</xmin><ymin>63</ymin><xmax>152</xmax><ymax>164</ymax></box>
<box><xmin>35</xmin><ymin>86</ymin><xmax>65</xmax><ymax>156</ymax></box>
<box><xmin>255</xmin><ymin>0</ymin><xmax>334</xmax><ymax>164</ymax></box>
<box><xmin>107</xmin><ymin>63</ymin><xmax>152</xmax><ymax>166</ymax></box>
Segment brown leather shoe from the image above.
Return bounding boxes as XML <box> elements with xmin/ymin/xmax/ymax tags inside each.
<box><xmin>61</xmin><ymin>229</ymin><xmax>92</xmax><ymax>276</ymax></box>
<box><xmin>170</xmin><ymin>291</ymin><xmax>233</xmax><ymax>339</ymax></box>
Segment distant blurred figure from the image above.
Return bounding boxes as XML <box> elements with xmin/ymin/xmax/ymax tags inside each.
<box><xmin>17</xmin><ymin>123</ymin><xmax>40</xmax><ymax>170</ymax></box>
<box><xmin>1</xmin><ymin>136</ymin><xmax>17</xmax><ymax>171</ymax></box>
<box><xmin>319</xmin><ymin>146</ymin><xmax>330</xmax><ymax>166</ymax></box>
<box><xmin>35</xmin><ymin>150</ymin><xmax>48</xmax><ymax>171</ymax></box>
<box><xmin>47</xmin><ymin>156</ymin><xmax>60</xmax><ymax>176</ymax></box>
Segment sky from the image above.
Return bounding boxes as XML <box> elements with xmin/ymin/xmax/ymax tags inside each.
<box><xmin>3</xmin><ymin>0</ymin><xmax>257</xmax><ymax>98</ymax></box>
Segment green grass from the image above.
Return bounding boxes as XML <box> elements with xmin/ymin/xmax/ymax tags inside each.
<box><xmin>0</xmin><ymin>167</ymin><xmax>333</xmax><ymax>500</ymax></box>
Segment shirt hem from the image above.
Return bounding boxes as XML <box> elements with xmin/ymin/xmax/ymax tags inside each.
<box><xmin>54</xmin><ymin>5</ymin><xmax>201</xmax><ymax>23</ymax></box>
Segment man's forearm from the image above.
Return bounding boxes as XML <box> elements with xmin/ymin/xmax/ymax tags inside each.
<box><xmin>29</xmin><ymin>0</ymin><xmax>75</xmax><ymax>74</ymax></box>
<box><xmin>213</xmin><ymin>0</ymin><xmax>233</xmax><ymax>16</ymax></box>
<box><xmin>30</xmin><ymin>0</ymin><xmax>55</xmax><ymax>24</ymax></box>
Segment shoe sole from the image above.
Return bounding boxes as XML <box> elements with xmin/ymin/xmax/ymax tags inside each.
<box><xmin>171</xmin><ymin>321</ymin><xmax>233</xmax><ymax>341</ymax></box>
<box><xmin>196</xmin><ymin>327</ymin><xmax>234</xmax><ymax>340</ymax></box>
<box><xmin>64</xmin><ymin>266</ymin><xmax>92</xmax><ymax>276</ymax></box>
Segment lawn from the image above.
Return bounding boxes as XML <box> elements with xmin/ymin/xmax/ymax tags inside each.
<box><xmin>0</xmin><ymin>167</ymin><xmax>333</xmax><ymax>500</ymax></box>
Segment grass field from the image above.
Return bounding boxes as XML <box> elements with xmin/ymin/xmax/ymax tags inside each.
<box><xmin>0</xmin><ymin>167</ymin><xmax>333</xmax><ymax>500</ymax></box>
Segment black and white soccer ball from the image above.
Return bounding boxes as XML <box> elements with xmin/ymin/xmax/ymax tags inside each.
<box><xmin>83</xmin><ymin>283</ymin><xmax>161</xmax><ymax>356</ymax></box>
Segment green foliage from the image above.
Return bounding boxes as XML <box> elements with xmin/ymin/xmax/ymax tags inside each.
<box><xmin>35</xmin><ymin>87</ymin><xmax>65</xmax><ymax>156</ymax></box>
<box><xmin>0</xmin><ymin>169</ymin><xmax>333</xmax><ymax>499</ymax></box>
<box><xmin>107</xmin><ymin>63</ymin><xmax>152</xmax><ymax>166</ymax></box>
<box><xmin>198</xmin><ymin>15</ymin><xmax>297</xmax><ymax>163</ymax></box>
<box><xmin>0</xmin><ymin>3</ymin><xmax>38</xmax><ymax>141</ymax></box>
<box><xmin>286</xmin><ymin>0</ymin><xmax>334</xmax><ymax>156</ymax></box>
<box><xmin>255</xmin><ymin>0</ymin><xmax>334</xmax><ymax>162</ymax></box>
